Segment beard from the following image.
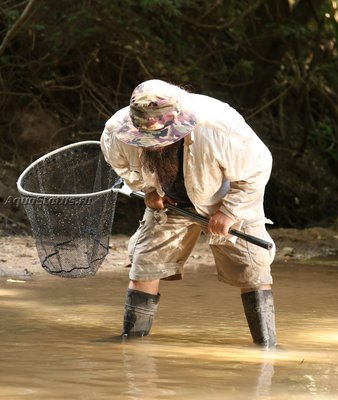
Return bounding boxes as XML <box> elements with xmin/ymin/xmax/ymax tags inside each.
<box><xmin>140</xmin><ymin>140</ymin><xmax>181</xmax><ymax>189</ymax></box>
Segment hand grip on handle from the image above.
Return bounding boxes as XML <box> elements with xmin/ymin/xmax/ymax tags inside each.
<box><xmin>164</xmin><ymin>203</ymin><xmax>272</xmax><ymax>250</ymax></box>
<box><xmin>127</xmin><ymin>191</ymin><xmax>273</xmax><ymax>250</ymax></box>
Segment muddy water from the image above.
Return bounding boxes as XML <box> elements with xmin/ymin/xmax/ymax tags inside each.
<box><xmin>1</xmin><ymin>260</ymin><xmax>338</xmax><ymax>400</ymax></box>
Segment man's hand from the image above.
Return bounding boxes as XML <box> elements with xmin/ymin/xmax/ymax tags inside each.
<box><xmin>144</xmin><ymin>191</ymin><xmax>177</xmax><ymax>210</ymax></box>
<box><xmin>208</xmin><ymin>211</ymin><xmax>235</xmax><ymax>236</ymax></box>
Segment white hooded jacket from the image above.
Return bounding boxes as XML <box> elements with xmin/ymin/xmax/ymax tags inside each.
<box><xmin>100</xmin><ymin>94</ymin><xmax>273</xmax><ymax>226</ymax></box>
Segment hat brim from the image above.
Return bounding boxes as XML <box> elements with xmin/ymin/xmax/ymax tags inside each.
<box><xmin>115</xmin><ymin>107</ymin><xmax>196</xmax><ymax>148</ymax></box>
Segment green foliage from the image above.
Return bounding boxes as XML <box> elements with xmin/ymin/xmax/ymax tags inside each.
<box><xmin>139</xmin><ymin>0</ymin><xmax>184</xmax><ymax>16</ymax></box>
<box><xmin>310</xmin><ymin>117</ymin><xmax>338</xmax><ymax>161</ymax></box>
<box><xmin>0</xmin><ymin>0</ymin><xmax>337</xmax><ymax>227</ymax></box>
<box><xmin>237</xmin><ymin>59</ymin><xmax>254</xmax><ymax>78</ymax></box>
<box><xmin>4</xmin><ymin>9</ymin><xmax>20</xmax><ymax>20</ymax></box>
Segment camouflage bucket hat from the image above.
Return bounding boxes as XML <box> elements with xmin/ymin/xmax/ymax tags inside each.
<box><xmin>115</xmin><ymin>79</ymin><xmax>196</xmax><ymax>148</ymax></box>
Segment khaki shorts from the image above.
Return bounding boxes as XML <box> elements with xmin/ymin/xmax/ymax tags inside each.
<box><xmin>128</xmin><ymin>208</ymin><xmax>275</xmax><ymax>288</ymax></box>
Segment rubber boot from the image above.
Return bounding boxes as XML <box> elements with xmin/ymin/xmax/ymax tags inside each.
<box><xmin>241</xmin><ymin>290</ymin><xmax>277</xmax><ymax>348</ymax></box>
<box><xmin>122</xmin><ymin>289</ymin><xmax>160</xmax><ymax>337</ymax></box>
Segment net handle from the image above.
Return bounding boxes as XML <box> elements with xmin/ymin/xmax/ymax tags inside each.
<box><xmin>113</xmin><ymin>182</ymin><xmax>273</xmax><ymax>250</ymax></box>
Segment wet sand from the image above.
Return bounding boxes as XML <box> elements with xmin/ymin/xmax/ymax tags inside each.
<box><xmin>1</xmin><ymin>243</ymin><xmax>338</xmax><ymax>399</ymax></box>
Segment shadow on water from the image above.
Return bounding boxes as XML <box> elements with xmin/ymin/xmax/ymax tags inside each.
<box><xmin>1</xmin><ymin>261</ymin><xmax>338</xmax><ymax>399</ymax></box>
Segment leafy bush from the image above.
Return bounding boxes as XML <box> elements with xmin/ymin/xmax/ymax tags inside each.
<box><xmin>0</xmin><ymin>0</ymin><xmax>337</xmax><ymax>227</ymax></box>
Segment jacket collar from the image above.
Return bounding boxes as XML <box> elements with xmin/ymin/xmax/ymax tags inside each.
<box><xmin>184</xmin><ymin>132</ymin><xmax>194</xmax><ymax>145</ymax></box>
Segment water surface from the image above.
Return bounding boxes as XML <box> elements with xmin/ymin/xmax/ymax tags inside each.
<box><xmin>1</xmin><ymin>261</ymin><xmax>338</xmax><ymax>399</ymax></box>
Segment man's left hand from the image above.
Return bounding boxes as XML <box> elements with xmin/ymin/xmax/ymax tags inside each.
<box><xmin>208</xmin><ymin>211</ymin><xmax>235</xmax><ymax>236</ymax></box>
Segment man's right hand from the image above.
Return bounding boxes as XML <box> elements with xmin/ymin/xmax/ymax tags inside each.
<box><xmin>145</xmin><ymin>191</ymin><xmax>177</xmax><ymax>210</ymax></box>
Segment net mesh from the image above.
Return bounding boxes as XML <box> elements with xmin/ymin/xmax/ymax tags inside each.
<box><xmin>17</xmin><ymin>141</ymin><xmax>119</xmax><ymax>278</ymax></box>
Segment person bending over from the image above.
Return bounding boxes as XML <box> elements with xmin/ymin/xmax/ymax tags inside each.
<box><xmin>101</xmin><ymin>79</ymin><xmax>276</xmax><ymax>348</ymax></box>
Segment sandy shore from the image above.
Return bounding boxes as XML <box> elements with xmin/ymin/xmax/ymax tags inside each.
<box><xmin>0</xmin><ymin>226</ymin><xmax>337</xmax><ymax>279</ymax></box>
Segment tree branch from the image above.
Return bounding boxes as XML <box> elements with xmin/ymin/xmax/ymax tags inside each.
<box><xmin>0</xmin><ymin>0</ymin><xmax>42</xmax><ymax>57</ymax></box>
<box><xmin>245</xmin><ymin>84</ymin><xmax>293</xmax><ymax>120</ymax></box>
<box><xmin>178</xmin><ymin>0</ymin><xmax>265</xmax><ymax>30</ymax></box>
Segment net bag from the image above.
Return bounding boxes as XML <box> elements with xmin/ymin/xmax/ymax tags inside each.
<box><xmin>17</xmin><ymin>141</ymin><xmax>119</xmax><ymax>278</ymax></box>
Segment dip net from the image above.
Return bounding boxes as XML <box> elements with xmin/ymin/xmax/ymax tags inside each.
<box><xmin>17</xmin><ymin>141</ymin><xmax>120</xmax><ymax>278</ymax></box>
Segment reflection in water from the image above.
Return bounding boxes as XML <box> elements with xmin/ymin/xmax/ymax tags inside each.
<box><xmin>1</xmin><ymin>261</ymin><xmax>338</xmax><ymax>399</ymax></box>
<box><xmin>119</xmin><ymin>342</ymin><xmax>277</xmax><ymax>400</ymax></box>
<box><xmin>255</xmin><ymin>351</ymin><xmax>275</xmax><ymax>398</ymax></box>
<box><xmin>122</xmin><ymin>342</ymin><xmax>176</xmax><ymax>399</ymax></box>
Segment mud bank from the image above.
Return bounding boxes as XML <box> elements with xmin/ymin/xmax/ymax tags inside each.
<box><xmin>0</xmin><ymin>227</ymin><xmax>337</xmax><ymax>278</ymax></box>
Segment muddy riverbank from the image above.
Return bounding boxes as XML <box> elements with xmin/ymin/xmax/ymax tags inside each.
<box><xmin>1</xmin><ymin>226</ymin><xmax>337</xmax><ymax>279</ymax></box>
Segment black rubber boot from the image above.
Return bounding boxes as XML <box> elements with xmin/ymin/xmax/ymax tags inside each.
<box><xmin>241</xmin><ymin>290</ymin><xmax>277</xmax><ymax>348</ymax></box>
<box><xmin>122</xmin><ymin>289</ymin><xmax>160</xmax><ymax>337</ymax></box>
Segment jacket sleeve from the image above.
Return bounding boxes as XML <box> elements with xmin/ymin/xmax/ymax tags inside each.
<box><xmin>213</xmin><ymin>120</ymin><xmax>272</xmax><ymax>222</ymax></box>
<box><xmin>100</xmin><ymin>109</ymin><xmax>159</xmax><ymax>194</ymax></box>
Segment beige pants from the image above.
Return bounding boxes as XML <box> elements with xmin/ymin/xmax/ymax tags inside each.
<box><xmin>128</xmin><ymin>208</ymin><xmax>275</xmax><ymax>288</ymax></box>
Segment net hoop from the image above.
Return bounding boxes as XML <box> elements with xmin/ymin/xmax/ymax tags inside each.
<box><xmin>17</xmin><ymin>140</ymin><xmax>112</xmax><ymax>199</ymax></box>
<box><xmin>16</xmin><ymin>140</ymin><xmax>119</xmax><ymax>278</ymax></box>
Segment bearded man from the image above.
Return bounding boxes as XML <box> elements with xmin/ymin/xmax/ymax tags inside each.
<box><xmin>100</xmin><ymin>79</ymin><xmax>277</xmax><ymax>347</ymax></box>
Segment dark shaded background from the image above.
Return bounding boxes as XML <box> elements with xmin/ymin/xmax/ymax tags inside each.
<box><xmin>1</xmin><ymin>0</ymin><xmax>337</xmax><ymax>235</ymax></box>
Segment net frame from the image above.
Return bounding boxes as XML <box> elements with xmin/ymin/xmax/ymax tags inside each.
<box><xmin>17</xmin><ymin>141</ymin><xmax>119</xmax><ymax>278</ymax></box>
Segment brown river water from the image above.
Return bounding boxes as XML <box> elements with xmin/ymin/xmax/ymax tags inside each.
<box><xmin>1</xmin><ymin>259</ymin><xmax>338</xmax><ymax>400</ymax></box>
